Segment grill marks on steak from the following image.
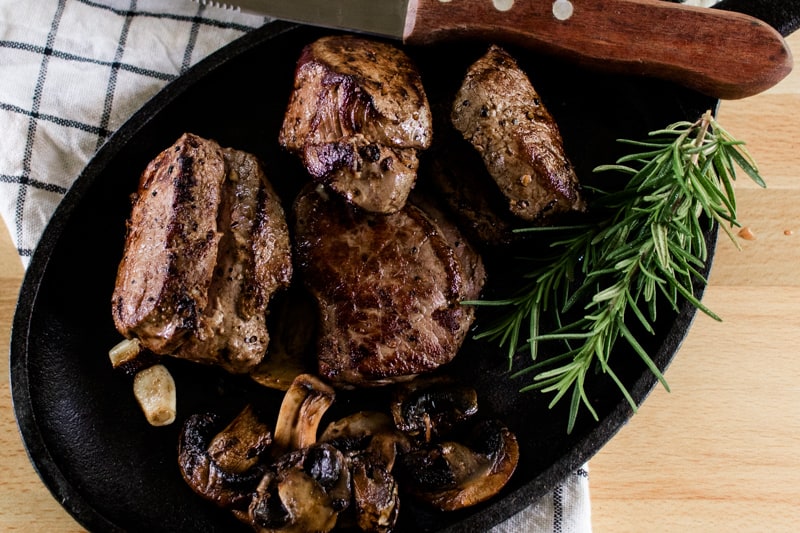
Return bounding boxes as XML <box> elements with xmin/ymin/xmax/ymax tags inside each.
<box><xmin>293</xmin><ymin>185</ymin><xmax>486</xmax><ymax>388</ymax></box>
<box><xmin>174</xmin><ymin>147</ymin><xmax>293</xmax><ymax>372</ymax></box>
<box><xmin>279</xmin><ymin>35</ymin><xmax>432</xmax><ymax>214</ymax></box>
<box><xmin>112</xmin><ymin>133</ymin><xmax>292</xmax><ymax>374</ymax></box>
<box><xmin>112</xmin><ymin>133</ymin><xmax>224</xmax><ymax>355</ymax></box>
<box><xmin>451</xmin><ymin>45</ymin><xmax>585</xmax><ymax>222</ymax></box>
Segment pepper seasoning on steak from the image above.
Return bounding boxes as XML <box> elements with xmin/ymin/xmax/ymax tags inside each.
<box><xmin>292</xmin><ymin>184</ymin><xmax>486</xmax><ymax>388</ymax></box>
<box><xmin>279</xmin><ymin>35</ymin><xmax>433</xmax><ymax>213</ymax></box>
<box><xmin>111</xmin><ymin>133</ymin><xmax>292</xmax><ymax>374</ymax></box>
<box><xmin>451</xmin><ymin>45</ymin><xmax>585</xmax><ymax>222</ymax></box>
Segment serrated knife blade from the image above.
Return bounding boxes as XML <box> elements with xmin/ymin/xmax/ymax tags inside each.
<box><xmin>199</xmin><ymin>0</ymin><xmax>409</xmax><ymax>38</ymax></box>
<box><xmin>194</xmin><ymin>0</ymin><xmax>792</xmax><ymax>100</ymax></box>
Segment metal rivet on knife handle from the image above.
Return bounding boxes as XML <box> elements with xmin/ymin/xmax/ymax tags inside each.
<box><xmin>493</xmin><ymin>0</ymin><xmax>514</xmax><ymax>13</ymax></box>
<box><xmin>553</xmin><ymin>0</ymin><xmax>574</xmax><ymax>21</ymax></box>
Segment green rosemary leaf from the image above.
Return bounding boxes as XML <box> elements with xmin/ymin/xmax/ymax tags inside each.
<box><xmin>512</xmin><ymin>224</ymin><xmax>594</xmax><ymax>234</ymax></box>
<box><xmin>512</xmin><ymin>350</ymin><xmax>578</xmax><ymax>379</ymax></box>
<box><xmin>567</xmin><ymin>386</ymin><xmax>582</xmax><ymax>435</ymax></box>
<box><xmin>651</xmin><ymin>223</ymin><xmax>670</xmax><ymax>270</ymax></box>
<box><xmin>649</xmin><ymin>121</ymin><xmax>694</xmax><ymax>135</ymax></box>
<box><xmin>603</xmin><ymin>366</ymin><xmax>638</xmax><ymax>415</ymax></box>
<box><xmin>617</xmin><ymin>148</ymin><xmax>670</xmax><ymax>163</ymax></box>
<box><xmin>592</xmin><ymin>164</ymin><xmax>637</xmax><ymax>175</ymax></box>
<box><xmin>618</xmin><ymin>320</ymin><xmax>668</xmax><ymax>390</ymax></box>
<box><xmin>666</xmin><ymin>240</ymin><xmax>705</xmax><ymax>268</ymax></box>
<box><xmin>728</xmin><ymin>146</ymin><xmax>767</xmax><ymax>187</ymax></box>
<box><xmin>625</xmin><ymin>290</ymin><xmax>655</xmax><ymax>334</ymax></box>
<box><xmin>714</xmin><ymin>153</ymin><xmax>738</xmax><ymax>213</ymax></box>
<box><xmin>526</xmin><ymin>304</ymin><xmax>539</xmax><ymax>361</ymax></box>
<box><xmin>668</xmin><ymin>275</ymin><xmax>721</xmax><ymax>321</ymax></box>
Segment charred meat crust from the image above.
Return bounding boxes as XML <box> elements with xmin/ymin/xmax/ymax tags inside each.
<box><xmin>279</xmin><ymin>35</ymin><xmax>432</xmax><ymax>214</ymax></box>
<box><xmin>408</xmin><ymin>190</ymin><xmax>486</xmax><ymax>304</ymax></box>
<box><xmin>175</xmin><ymin>146</ymin><xmax>293</xmax><ymax>373</ymax></box>
<box><xmin>280</xmin><ymin>35</ymin><xmax>431</xmax><ymax>150</ymax></box>
<box><xmin>292</xmin><ymin>185</ymin><xmax>486</xmax><ymax>388</ymax></box>
<box><xmin>302</xmin><ymin>136</ymin><xmax>420</xmax><ymax>214</ymax></box>
<box><xmin>451</xmin><ymin>45</ymin><xmax>585</xmax><ymax>221</ymax></box>
<box><xmin>422</xmin><ymin>121</ymin><xmax>521</xmax><ymax>249</ymax></box>
<box><xmin>112</xmin><ymin>133</ymin><xmax>292</xmax><ymax>374</ymax></box>
<box><xmin>112</xmin><ymin>133</ymin><xmax>225</xmax><ymax>354</ymax></box>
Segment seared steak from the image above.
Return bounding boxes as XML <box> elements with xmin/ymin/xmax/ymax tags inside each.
<box><xmin>279</xmin><ymin>35</ymin><xmax>432</xmax><ymax>213</ymax></box>
<box><xmin>302</xmin><ymin>135</ymin><xmax>420</xmax><ymax>213</ymax></box>
<box><xmin>112</xmin><ymin>133</ymin><xmax>292</xmax><ymax>374</ymax></box>
<box><xmin>423</xmin><ymin>123</ymin><xmax>520</xmax><ymax>248</ymax></box>
<box><xmin>451</xmin><ymin>45</ymin><xmax>585</xmax><ymax>221</ymax></box>
<box><xmin>292</xmin><ymin>184</ymin><xmax>486</xmax><ymax>388</ymax></box>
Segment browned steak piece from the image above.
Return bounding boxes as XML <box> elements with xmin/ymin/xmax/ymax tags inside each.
<box><xmin>112</xmin><ymin>133</ymin><xmax>224</xmax><ymax>355</ymax></box>
<box><xmin>112</xmin><ymin>133</ymin><xmax>292</xmax><ymax>374</ymax></box>
<box><xmin>302</xmin><ymin>135</ymin><xmax>419</xmax><ymax>213</ymax></box>
<box><xmin>279</xmin><ymin>35</ymin><xmax>432</xmax><ymax>214</ymax></box>
<box><xmin>423</xmin><ymin>124</ymin><xmax>520</xmax><ymax>248</ymax></box>
<box><xmin>174</xmin><ymin>147</ymin><xmax>293</xmax><ymax>372</ymax></box>
<box><xmin>451</xmin><ymin>45</ymin><xmax>585</xmax><ymax>222</ymax></box>
<box><xmin>408</xmin><ymin>191</ymin><xmax>486</xmax><ymax>304</ymax></box>
<box><xmin>292</xmin><ymin>184</ymin><xmax>486</xmax><ymax>388</ymax></box>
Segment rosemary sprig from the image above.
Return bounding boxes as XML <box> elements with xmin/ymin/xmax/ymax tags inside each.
<box><xmin>470</xmin><ymin>110</ymin><xmax>765</xmax><ymax>433</ymax></box>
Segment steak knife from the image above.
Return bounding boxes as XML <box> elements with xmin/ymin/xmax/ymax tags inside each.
<box><xmin>198</xmin><ymin>0</ymin><xmax>792</xmax><ymax>99</ymax></box>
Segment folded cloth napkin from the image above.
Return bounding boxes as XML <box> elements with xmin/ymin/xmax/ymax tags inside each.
<box><xmin>0</xmin><ymin>1</ymin><xmax>595</xmax><ymax>531</ymax></box>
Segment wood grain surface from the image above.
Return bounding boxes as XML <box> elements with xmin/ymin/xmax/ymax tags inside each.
<box><xmin>1</xmin><ymin>31</ymin><xmax>798</xmax><ymax>533</ymax></box>
<box><xmin>589</xmin><ymin>30</ymin><xmax>800</xmax><ymax>533</ymax></box>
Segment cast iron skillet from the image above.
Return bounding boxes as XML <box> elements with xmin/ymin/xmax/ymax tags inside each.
<box><xmin>10</xmin><ymin>1</ymin><xmax>799</xmax><ymax>532</ymax></box>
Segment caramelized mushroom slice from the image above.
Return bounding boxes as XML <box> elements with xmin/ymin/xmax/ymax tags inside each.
<box><xmin>272</xmin><ymin>373</ymin><xmax>336</xmax><ymax>457</ymax></box>
<box><xmin>321</xmin><ymin>411</ymin><xmax>395</xmax><ymax>441</ymax></box>
<box><xmin>390</xmin><ymin>376</ymin><xmax>479</xmax><ymax>442</ymax></box>
<box><xmin>320</xmin><ymin>411</ymin><xmax>411</xmax><ymax>471</ymax></box>
<box><xmin>208</xmin><ymin>405</ymin><xmax>274</xmax><ymax>474</ymax></box>
<box><xmin>320</xmin><ymin>412</ymin><xmax>404</xmax><ymax>531</ymax></box>
<box><xmin>395</xmin><ymin>419</ymin><xmax>519</xmax><ymax>511</ymax></box>
<box><xmin>178</xmin><ymin>406</ymin><xmax>273</xmax><ymax>510</ymax></box>
<box><xmin>247</xmin><ymin>443</ymin><xmax>351</xmax><ymax>533</ymax></box>
<box><xmin>350</xmin><ymin>453</ymin><xmax>400</xmax><ymax>533</ymax></box>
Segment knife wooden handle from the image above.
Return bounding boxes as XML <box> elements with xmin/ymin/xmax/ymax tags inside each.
<box><xmin>403</xmin><ymin>0</ymin><xmax>793</xmax><ymax>99</ymax></box>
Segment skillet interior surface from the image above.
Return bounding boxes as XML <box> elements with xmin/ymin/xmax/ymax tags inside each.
<box><xmin>11</xmin><ymin>20</ymin><xmax>720</xmax><ymax>533</ymax></box>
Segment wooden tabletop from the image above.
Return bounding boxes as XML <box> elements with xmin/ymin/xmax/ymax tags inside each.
<box><xmin>2</xmin><ymin>32</ymin><xmax>799</xmax><ymax>533</ymax></box>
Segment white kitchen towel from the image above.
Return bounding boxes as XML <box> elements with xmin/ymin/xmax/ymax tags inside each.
<box><xmin>0</xmin><ymin>1</ymin><xmax>592</xmax><ymax>532</ymax></box>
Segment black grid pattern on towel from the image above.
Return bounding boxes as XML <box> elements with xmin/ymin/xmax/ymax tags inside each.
<box><xmin>0</xmin><ymin>0</ymin><xmax>266</xmax><ymax>265</ymax></box>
